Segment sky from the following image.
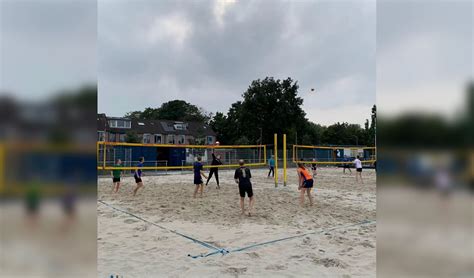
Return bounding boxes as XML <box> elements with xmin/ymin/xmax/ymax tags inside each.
<box><xmin>377</xmin><ymin>0</ymin><xmax>472</xmax><ymax>120</ymax></box>
<box><xmin>0</xmin><ymin>0</ymin><xmax>97</xmax><ymax>101</ymax></box>
<box><xmin>98</xmin><ymin>0</ymin><xmax>376</xmax><ymax>126</ymax></box>
<box><xmin>1</xmin><ymin>0</ymin><xmax>470</xmax><ymax>125</ymax></box>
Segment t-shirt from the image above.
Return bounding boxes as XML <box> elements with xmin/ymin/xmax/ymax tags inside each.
<box><xmin>354</xmin><ymin>159</ymin><xmax>362</xmax><ymax>169</ymax></box>
<box><xmin>268</xmin><ymin>158</ymin><xmax>275</xmax><ymax>167</ymax></box>
<box><xmin>297</xmin><ymin>168</ymin><xmax>313</xmax><ymax>181</ymax></box>
<box><xmin>194</xmin><ymin>162</ymin><xmax>203</xmax><ymax>178</ymax></box>
<box><xmin>135</xmin><ymin>162</ymin><xmax>143</xmax><ymax>177</ymax></box>
<box><xmin>112</xmin><ymin>164</ymin><xmax>122</xmax><ymax>178</ymax></box>
<box><xmin>234</xmin><ymin>167</ymin><xmax>252</xmax><ymax>186</ymax></box>
<box><xmin>211</xmin><ymin>153</ymin><xmax>223</xmax><ymax>166</ymax></box>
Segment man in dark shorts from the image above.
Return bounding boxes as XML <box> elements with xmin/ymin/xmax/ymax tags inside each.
<box><xmin>234</xmin><ymin>159</ymin><xmax>255</xmax><ymax>216</ymax></box>
<box><xmin>206</xmin><ymin>151</ymin><xmax>223</xmax><ymax>189</ymax></box>
<box><xmin>193</xmin><ymin>156</ymin><xmax>208</xmax><ymax>198</ymax></box>
<box><xmin>133</xmin><ymin>157</ymin><xmax>144</xmax><ymax>196</ymax></box>
<box><xmin>112</xmin><ymin>158</ymin><xmax>122</xmax><ymax>193</ymax></box>
<box><xmin>343</xmin><ymin>155</ymin><xmax>352</xmax><ymax>174</ymax></box>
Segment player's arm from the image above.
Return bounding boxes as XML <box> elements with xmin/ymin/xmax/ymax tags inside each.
<box><xmin>234</xmin><ymin>169</ymin><xmax>239</xmax><ymax>184</ymax></box>
<box><xmin>200</xmin><ymin>166</ymin><xmax>207</xmax><ymax>179</ymax></box>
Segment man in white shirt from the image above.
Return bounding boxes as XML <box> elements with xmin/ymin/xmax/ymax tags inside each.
<box><xmin>353</xmin><ymin>156</ymin><xmax>363</xmax><ymax>184</ymax></box>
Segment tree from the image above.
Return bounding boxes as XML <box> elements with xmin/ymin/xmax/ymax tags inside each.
<box><xmin>125</xmin><ymin>131</ymin><xmax>140</xmax><ymax>143</ymax></box>
<box><xmin>213</xmin><ymin>77</ymin><xmax>306</xmax><ymax>145</ymax></box>
<box><xmin>125</xmin><ymin>100</ymin><xmax>210</xmax><ymax>123</ymax></box>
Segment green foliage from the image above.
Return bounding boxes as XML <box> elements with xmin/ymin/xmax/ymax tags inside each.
<box><xmin>125</xmin><ymin>131</ymin><xmax>140</xmax><ymax>143</ymax></box>
<box><xmin>207</xmin><ymin>77</ymin><xmax>376</xmax><ymax>146</ymax></box>
<box><xmin>125</xmin><ymin>100</ymin><xmax>210</xmax><ymax>123</ymax></box>
<box><xmin>210</xmin><ymin>77</ymin><xmax>307</xmax><ymax>146</ymax></box>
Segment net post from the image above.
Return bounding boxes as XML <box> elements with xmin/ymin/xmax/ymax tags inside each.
<box><xmin>274</xmin><ymin>133</ymin><xmax>278</xmax><ymax>187</ymax></box>
<box><xmin>103</xmin><ymin>141</ymin><xmax>107</xmax><ymax>170</ymax></box>
<box><xmin>283</xmin><ymin>134</ymin><xmax>287</xmax><ymax>186</ymax></box>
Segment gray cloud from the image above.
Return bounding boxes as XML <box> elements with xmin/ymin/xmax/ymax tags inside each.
<box><xmin>1</xmin><ymin>0</ymin><xmax>97</xmax><ymax>101</ymax></box>
<box><xmin>99</xmin><ymin>0</ymin><xmax>376</xmax><ymax>126</ymax></box>
<box><xmin>377</xmin><ymin>0</ymin><xmax>472</xmax><ymax>118</ymax></box>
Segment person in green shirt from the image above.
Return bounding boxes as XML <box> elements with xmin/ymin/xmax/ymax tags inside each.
<box><xmin>112</xmin><ymin>159</ymin><xmax>122</xmax><ymax>193</ymax></box>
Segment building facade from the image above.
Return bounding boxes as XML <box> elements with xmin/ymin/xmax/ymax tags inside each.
<box><xmin>97</xmin><ymin>114</ymin><xmax>216</xmax><ymax>145</ymax></box>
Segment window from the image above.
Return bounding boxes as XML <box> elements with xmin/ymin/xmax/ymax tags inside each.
<box><xmin>108</xmin><ymin>119</ymin><xmax>131</xmax><ymax>129</ymax></box>
<box><xmin>178</xmin><ymin>135</ymin><xmax>185</xmax><ymax>144</ymax></box>
<box><xmin>154</xmin><ymin>134</ymin><xmax>162</xmax><ymax>144</ymax></box>
<box><xmin>173</xmin><ymin>123</ymin><xmax>187</xmax><ymax>130</ymax></box>
<box><xmin>207</xmin><ymin>136</ymin><xmax>214</xmax><ymax>144</ymax></box>
<box><xmin>97</xmin><ymin>131</ymin><xmax>105</xmax><ymax>142</ymax></box>
<box><xmin>167</xmin><ymin>135</ymin><xmax>175</xmax><ymax>144</ymax></box>
<box><xmin>109</xmin><ymin>133</ymin><xmax>116</xmax><ymax>142</ymax></box>
<box><xmin>143</xmin><ymin>133</ymin><xmax>151</xmax><ymax>144</ymax></box>
<box><xmin>119</xmin><ymin>134</ymin><xmax>126</xmax><ymax>142</ymax></box>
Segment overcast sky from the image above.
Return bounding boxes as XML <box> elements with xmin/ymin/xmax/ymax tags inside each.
<box><xmin>377</xmin><ymin>0</ymin><xmax>472</xmax><ymax>119</ymax></box>
<box><xmin>98</xmin><ymin>0</ymin><xmax>376</xmax><ymax>126</ymax></box>
<box><xmin>0</xmin><ymin>0</ymin><xmax>97</xmax><ymax>101</ymax></box>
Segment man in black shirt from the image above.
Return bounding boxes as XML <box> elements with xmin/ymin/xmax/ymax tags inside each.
<box><xmin>234</xmin><ymin>159</ymin><xmax>255</xmax><ymax>216</ymax></box>
<box><xmin>206</xmin><ymin>152</ymin><xmax>223</xmax><ymax>189</ymax></box>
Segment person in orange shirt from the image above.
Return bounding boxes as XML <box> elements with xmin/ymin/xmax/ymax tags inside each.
<box><xmin>297</xmin><ymin>163</ymin><xmax>314</xmax><ymax>207</ymax></box>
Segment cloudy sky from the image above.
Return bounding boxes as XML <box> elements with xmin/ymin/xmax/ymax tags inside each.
<box><xmin>98</xmin><ymin>0</ymin><xmax>376</xmax><ymax>126</ymax></box>
<box><xmin>377</xmin><ymin>1</ymin><xmax>472</xmax><ymax>119</ymax></box>
<box><xmin>0</xmin><ymin>0</ymin><xmax>97</xmax><ymax>101</ymax></box>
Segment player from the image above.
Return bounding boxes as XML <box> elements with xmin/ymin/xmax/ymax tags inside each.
<box><xmin>354</xmin><ymin>155</ymin><xmax>363</xmax><ymax>184</ymax></box>
<box><xmin>310</xmin><ymin>158</ymin><xmax>318</xmax><ymax>177</ymax></box>
<box><xmin>193</xmin><ymin>156</ymin><xmax>208</xmax><ymax>198</ymax></box>
<box><xmin>343</xmin><ymin>155</ymin><xmax>352</xmax><ymax>174</ymax></box>
<box><xmin>132</xmin><ymin>157</ymin><xmax>145</xmax><ymax>196</ymax></box>
<box><xmin>112</xmin><ymin>158</ymin><xmax>122</xmax><ymax>193</ymax></box>
<box><xmin>297</xmin><ymin>163</ymin><xmax>314</xmax><ymax>207</ymax></box>
<box><xmin>206</xmin><ymin>144</ymin><xmax>223</xmax><ymax>189</ymax></box>
<box><xmin>234</xmin><ymin>159</ymin><xmax>255</xmax><ymax>216</ymax></box>
<box><xmin>268</xmin><ymin>155</ymin><xmax>275</xmax><ymax>178</ymax></box>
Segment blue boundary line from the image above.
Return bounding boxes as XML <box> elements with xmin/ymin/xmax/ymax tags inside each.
<box><xmin>189</xmin><ymin>219</ymin><xmax>376</xmax><ymax>258</ymax></box>
<box><xmin>98</xmin><ymin>200</ymin><xmax>229</xmax><ymax>255</ymax></box>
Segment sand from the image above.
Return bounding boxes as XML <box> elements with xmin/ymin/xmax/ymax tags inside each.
<box><xmin>98</xmin><ymin>167</ymin><xmax>376</xmax><ymax>277</ymax></box>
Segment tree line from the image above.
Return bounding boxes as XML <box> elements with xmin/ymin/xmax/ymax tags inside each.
<box><xmin>125</xmin><ymin>77</ymin><xmax>377</xmax><ymax>147</ymax></box>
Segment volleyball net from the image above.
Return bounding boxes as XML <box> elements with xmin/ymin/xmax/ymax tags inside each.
<box><xmin>97</xmin><ymin>142</ymin><xmax>267</xmax><ymax>171</ymax></box>
<box><xmin>292</xmin><ymin>145</ymin><xmax>376</xmax><ymax>165</ymax></box>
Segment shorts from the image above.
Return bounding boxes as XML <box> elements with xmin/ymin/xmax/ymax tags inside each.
<box><xmin>134</xmin><ymin>175</ymin><xmax>142</xmax><ymax>183</ymax></box>
<box><xmin>311</xmin><ymin>166</ymin><xmax>317</xmax><ymax>170</ymax></box>
<box><xmin>343</xmin><ymin>164</ymin><xmax>351</xmax><ymax>168</ymax></box>
<box><xmin>194</xmin><ymin>177</ymin><xmax>203</xmax><ymax>185</ymax></box>
<box><xmin>113</xmin><ymin>177</ymin><xmax>120</xmax><ymax>183</ymax></box>
<box><xmin>356</xmin><ymin>168</ymin><xmax>362</xmax><ymax>172</ymax></box>
<box><xmin>303</xmin><ymin>179</ymin><xmax>314</xmax><ymax>188</ymax></box>
<box><xmin>238</xmin><ymin>184</ymin><xmax>253</xmax><ymax>198</ymax></box>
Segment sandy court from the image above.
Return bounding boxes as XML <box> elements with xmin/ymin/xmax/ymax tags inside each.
<box><xmin>98</xmin><ymin>167</ymin><xmax>376</xmax><ymax>277</ymax></box>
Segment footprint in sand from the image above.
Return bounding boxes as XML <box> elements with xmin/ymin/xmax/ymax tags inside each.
<box><xmin>360</xmin><ymin>241</ymin><xmax>375</xmax><ymax>248</ymax></box>
<box><xmin>312</xmin><ymin>257</ymin><xmax>348</xmax><ymax>268</ymax></box>
<box><xmin>224</xmin><ymin>267</ymin><xmax>247</xmax><ymax>275</ymax></box>
<box><xmin>265</xmin><ymin>264</ymin><xmax>287</xmax><ymax>270</ymax></box>
<box><xmin>247</xmin><ymin>252</ymin><xmax>260</xmax><ymax>259</ymax></box>
<box><xmin>124</xmin><ymin>218</ymin><xmax>139</xmax><ymax>224</ymax></box>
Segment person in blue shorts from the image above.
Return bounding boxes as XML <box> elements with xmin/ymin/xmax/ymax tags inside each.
<box><xmin>133</xmin><ymin>157</ymin><xmax>144</xmax><ymax>196</ymax></box>
<box><xmin>193</xmin><ymin>156</ymin><xmax>208</xmax><ymax>198</ymax></box>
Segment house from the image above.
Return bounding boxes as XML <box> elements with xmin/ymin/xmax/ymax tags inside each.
<box><xmin>97</xmin><ymin>114</ymin><xmax>216</xmax><ymax>145</ymax></box>
<box><xmin>97</xmin><ymin>114</ymin><xmax>217</xmax><ymax>167</ymax></box>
